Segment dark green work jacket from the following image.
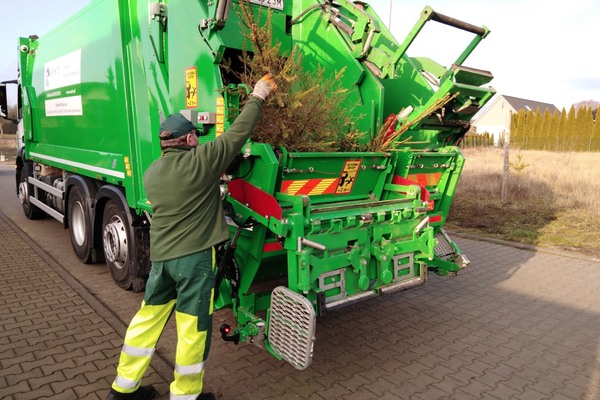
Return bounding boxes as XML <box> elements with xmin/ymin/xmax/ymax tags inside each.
<box><xmin>144</xmin><ymin>96</ymin><xmax>263</xmax><ymax>261</ymax></box>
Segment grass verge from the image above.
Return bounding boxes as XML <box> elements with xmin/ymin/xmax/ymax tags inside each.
<box><xmin>445</xmin><ymin>148</ymin><xmax>600</xmax><ymax>259</ymax></box>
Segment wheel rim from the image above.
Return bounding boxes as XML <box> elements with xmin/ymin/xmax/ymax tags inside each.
<box><xmin>103</xmin><ymin>214</ymin><xmax>128</xmax><ymax>269</ymax></box>
<box><xmin>71</xmin><ymin>201</ymin><xmax>86</xmax><ymax>246</ymax></box>
<box><xmin>18</xmin><ymin>180</ymin><xmax>29</xmax><ymax>206</ymax></box>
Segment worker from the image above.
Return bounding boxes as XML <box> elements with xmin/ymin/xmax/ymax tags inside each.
<box><xmin>106</xmin><ymin>73</ymin><xmax>277</xmax><ymax>400</ymax></box>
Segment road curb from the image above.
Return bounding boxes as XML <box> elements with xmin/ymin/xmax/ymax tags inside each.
<box><xmin>448</xmin><ymin>230</ymin><xmax>600</xmax><ymax>263</ymax></box>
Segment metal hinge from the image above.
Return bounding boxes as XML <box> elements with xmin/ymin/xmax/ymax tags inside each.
<box><xmin>151</xmin><ymin>2</ymin><xmax>168</xmax><ymax>26</ymax></box>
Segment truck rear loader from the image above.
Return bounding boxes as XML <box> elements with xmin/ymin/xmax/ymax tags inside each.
<box><xmin>0</xmin><ymin>0</ymin><xmax>495</xmax><ymax>368</ymax></box>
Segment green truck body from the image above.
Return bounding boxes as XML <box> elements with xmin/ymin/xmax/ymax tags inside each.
<box><xmin>0</xmin><ymin>0</ymin><xmax>495</xmax><ymax>368</ymax></box>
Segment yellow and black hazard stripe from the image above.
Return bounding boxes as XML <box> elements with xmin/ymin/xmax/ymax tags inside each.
<box><xmin>280</xmin><ymin>178</ymin><xmax>339</xmax><ymax>196</ymax></box>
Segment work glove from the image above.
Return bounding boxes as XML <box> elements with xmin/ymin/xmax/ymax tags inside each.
<box><xmin>250</xmin><ymin>73</ymin><xmax>277</xmax><ymax>101</ymax></box>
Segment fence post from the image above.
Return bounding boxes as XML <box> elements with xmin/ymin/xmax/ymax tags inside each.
<box><xmin>501</xmin><ymin>131</ymin><xmax>510</xmax><ymax>204</ymax></box>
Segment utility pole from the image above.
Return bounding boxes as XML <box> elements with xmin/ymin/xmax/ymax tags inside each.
<box><xmin>388</xmin><ymin>0</ymin><xmax>392</xmax><ymax>29</ymax></box>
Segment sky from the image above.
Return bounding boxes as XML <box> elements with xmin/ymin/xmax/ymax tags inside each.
<box><xmin>1</xmin><ymin>0</ymin><xmax>598</xmax><ymax>110</ymax></box>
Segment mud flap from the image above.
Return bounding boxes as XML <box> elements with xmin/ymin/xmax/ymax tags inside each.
<box><xmin>267</xmin><ymin>286</ymin><xmax>316</xmax><ymax>370</ymax></box>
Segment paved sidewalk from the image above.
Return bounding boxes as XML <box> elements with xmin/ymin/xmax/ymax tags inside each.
<box><xmin>0</xmin><ymin>212</ymin><xmax>171</xmax><ymax>400</ymax></box>
<box><xmin>1</xmin><ymin>203</ymin><xmax>600</xmax><ymax>399</ymax></box>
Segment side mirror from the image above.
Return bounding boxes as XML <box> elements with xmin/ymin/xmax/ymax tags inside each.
<box><xmin>0</xmin><ymin>80</ymin><xmax>18</xmax><ymax>122</ymax></box>
<box><xmin>0</xmin><ymin>83</ymin><xmax>7</xmax><ymax>118</ymax></box>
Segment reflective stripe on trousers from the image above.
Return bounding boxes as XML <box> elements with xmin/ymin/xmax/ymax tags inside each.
<box><xmin>111</xmin><ymin>248</ymin><xmax>216</xmax><ymax>397</ymax></box>
<box><xmin>112</xmin><ymin>300</ymin><xmax>175</xmax><ymax>393</ymax></box>
<box><xmin>170</xmin><ymin>311</ymin><xmax>210</xmax><ymax>397</ymax></box>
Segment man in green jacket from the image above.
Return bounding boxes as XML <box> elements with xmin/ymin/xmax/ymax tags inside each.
<box><xmin>107</xmin><ymin>73</ymin><xmax>277</xmax><ymax>400</ymax></box>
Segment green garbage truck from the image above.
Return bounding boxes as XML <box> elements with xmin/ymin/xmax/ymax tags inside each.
<box><xmin>0</xmin><ymin>0</ymin><xmax>495</xmax><ymax>368</ymax></box>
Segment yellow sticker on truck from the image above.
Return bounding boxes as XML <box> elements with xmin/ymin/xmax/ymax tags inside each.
<box><xmin>336</xmin><ymin>160</ymin><xmax>361</xmax><ymax>194</ymax></box>
<box><xmin>185</xmin><ymin>67</ymin><xmax>198</xmax><ymax>108</ymax></box>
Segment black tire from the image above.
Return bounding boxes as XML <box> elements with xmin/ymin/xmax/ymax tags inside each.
<box><xmin>17</xmin><ymin>163</ymin><xmax>45</xmax><ymax>220</ymax></box>
<box><xmin>68</xmin><ymin>186</ymin><xmax>93</xmax><ymax>263</ymax></box>
<box><xmin>102</xmin><ymin>200</ymin><xmax>133</xmax><ymax>289</ymax></box>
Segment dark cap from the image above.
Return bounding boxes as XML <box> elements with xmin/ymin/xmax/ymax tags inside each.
<box><xmin>159</xmin><ymin>113</ymin><xmax>196</xmax><ymax>139</ymax></box>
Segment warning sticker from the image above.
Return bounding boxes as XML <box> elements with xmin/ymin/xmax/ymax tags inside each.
<box><xmin>215</xmin><ymin>97</ymin><xmax>225</xmax><ymax>137</ymax></box>
<box><xmin>336</xmin><ymin>160</ymin><xmax>361</xmax><ymax>194</ymax></box>
<box><xmin>185</xmin><ymin>67</ymin><xmax>198</xmax><ymax>108</ymax></box>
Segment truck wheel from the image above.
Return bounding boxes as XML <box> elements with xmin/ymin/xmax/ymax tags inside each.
<box><xmin>102</xmin><ymin>200</ymin><xmax>133</xmax><ymax>289</ymax></box>
<box><xmin>68</xmin><ymin>186</ymin><xmax>93</xmax><ymax>263</ymax></box>
<box><xmin>17</xmin><ymin>163</ymin><xmax>44</xmax><ymax>220</ymax></box>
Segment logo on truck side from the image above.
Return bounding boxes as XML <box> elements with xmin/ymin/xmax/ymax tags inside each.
<box><xmin>44</xmin><ymin>49</ymin><xmax>83</xmax><ymax>117</ymax></box>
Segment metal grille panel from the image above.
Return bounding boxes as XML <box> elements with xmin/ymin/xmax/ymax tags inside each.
<box><xmin>268</xmin><ymin>286</ymin><xmax>316</xmax><ymax>370</ymax></box>
<box><xmin>435</xmin><ymin>230</ymin><xmax>456</xmax><ymax>260</ymax></box>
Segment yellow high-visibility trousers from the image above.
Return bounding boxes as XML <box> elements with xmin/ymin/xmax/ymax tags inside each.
<box><xmin>111</xmin><ymin>248</ymin><xmax>215</xmax><ymax>399</ymax></box>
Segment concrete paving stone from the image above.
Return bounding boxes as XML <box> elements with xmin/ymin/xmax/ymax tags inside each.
<box><xmin>472</xmin><ymin>369</ymin><xmax>506</xmax><ymax>389</ymax></box>
<box><xmin>446</xmin><ymin>388</ymin><xmax>480</xmax><ymax>400</ymax></box>
<box><xmin>362</xmin><ymin>375</ymin><xmax>408</xmax><ymax>397</ymax></box>
<box><xmin>447</xmin><ymin>366</ymin><xmax>480</xmax><ymax>385</ymax></box>
<box><xmin>486</xmin><ymin>360</ymin><xmax>520</xmax><ymax>380</ymax></box>
<box><xmin>343</xmin><ymin>387</ymin><xmax>381</xmax><ymax>400</ymax></box>
<box><xmin>487</xmin><ymin>344</ymin><xmax>519</xmax><ymax>362</ymax></box>
<box><xmin>52</xmin><ymin>347</ymin><xmax>86</xmax><ymax>363</ymax></box>
<box><xmin>430</xmin><ymin>376</ymin><xmax>465</xmax><ymax>396</ymax></box>
<box><xmin>501</xmin><ymin>372</ymin><xmax>537</xmax><ymax>393</ymax></box>
<box><xmin>6</xmin><ymin>367</ymin><xmax>44</xmax><ymax>387</ymax></box>
<box><xmin>565</xmin><ymin>371</ymin><xmax>600</xmax><ymax>390</ymax></box>
<box><xmin>456</xmin><ymin>378</ymin><xmax>495</xmax><ymax>397</ymax></box>
<box><xmin>413</xmin><ymin>352</ymin><xmax>445</xmax><ymax>369</ymax></box>
<box><xmin>289</xmin><ymin>381</ymin><xmax>328</xmax><ymax>399</ymax></box>
<box><xmin>555</xmin><ymin>382</ymin><xmax>598</xmax><ymax>399</ymax></box>
<box><xmin>314</xmin><ymin>369</ymin><xmax>348</xmax><ymax>389</ymax></box>
<box><xmin>518</xmin><ymin>388</ymin><xmax>551</xmax><ymax>400</ymax></box>
<box><xmin>1</xmin><ymin>352</ymin><xmax>35</xmax><ymax>369</ymax></box>
<box><xmin>243</xmin><ymin>386</ymin><xmax>285</xmax><ymax>400</ymax></box>
<box><xmin>400</xmin><ymin>372</ymin><xmax>439</xmax><ymax>393</ymax></box>
<box><xmin>473</xmin><ymin>352</ymin><xmax>507</xmax><ymax>369</ymax></box>
<box><xmin>24</xmin><ymin>351</ymin><xmax>61</xmax><ymax>369</ymax></box>
<box><xmin>499</xmin><ymin>355</ymin><xmax>531</xmax><ymax>371</ymax></box>
<box><xmin>514</xmin><ymin>364</ymin><xmax>554</xmax><ymax>384</ymax></box>
<box><xmin>62</xmin><ymin>337</ymin><xmax>96</xmax><ymax>353</ymax></box>
<box><xmin>0</xmin><ymin>363</ymin><xmax>23</xmax><ymax>380</ymax></box>
<box><xmin>485</xmin><ymin>381</ymin><xmax>524</xmax><ymax>400</ymax></box>
<box><xmin>527</xmin><ymin>377</ymin><xmax>567</xmax><ymax>397</ymax></box>
<box><xmin>85</xmin><ymin>340</ymin><xmax>123</xmax><ymax>356</ymax></box>
<box><xmin>438</xmin><ymin>353</ymin><xmax>473</xmax><ymax>374</ymax></box>
<box><xmin>73</xmin><ymin>377</ymin><xmax>113</xmax><ymax>399</ymax></box>
<box><xmin>395</xmin><ymin>359</ymin><xmax>432</xmax><ymax>378</ymax></box>
<box><xmin>2</xmin><ymin>380</ymin><xmax>30</xmax><ymax>398</ymax></box>
<box><xmin>512</xmin><ymin>348</ymin><xmax>545</xmax><ymax>365</ymax></box>
<box><xmin>76</xmin><ymin>392</ymin><xmax>104</xmax><ymax>400</ymax></box>
<box><xmin>73</xmin><ymin>351</ymin><xmax>107</xmax><ymax>368</ymax></box>
<box><xmin>64</xmin><ymin>361</ymin><xmax>100</xmax><ymax>381</ymax></box>
<box><xmin>43</xmin><ymin>360</ymin><xmax>79</xmax><ymax>378</ymax></box>
<box><xmin>0</xmin><ymin>326</ymin><xmax>22</xmax><ymax>340</ymax></box>
<box><xmin>424</xmin><ymin>364</ymin><xmax>455</xmax><ymax>381</ymax></box>
<box><xmin>40</xmin><ymin>389</ymin><xmax>79</xmax><ymax>400</ymax></box>
<box><xmin>11</xmin><ymin>384</ymin><xmax>54</xmax><ymax>400</ymax></box>
<box><xmin>27</xmin><ymin>371</ymin><xmax>66</xmax><ymax>390</ymax></box>
<box><xmin>310</xmin><ymin>383</ymin><xmax>352</xmax><ymax>399</ymax></box>
<box><xmin>49</xmin><ymin>373</ymin><xmax>89</xmax><ymax>397</ymax></box>
<box><xmin>412</xmin><ymin>383</ymin><xmax>454</xmax><ymax>400</ymax></box>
